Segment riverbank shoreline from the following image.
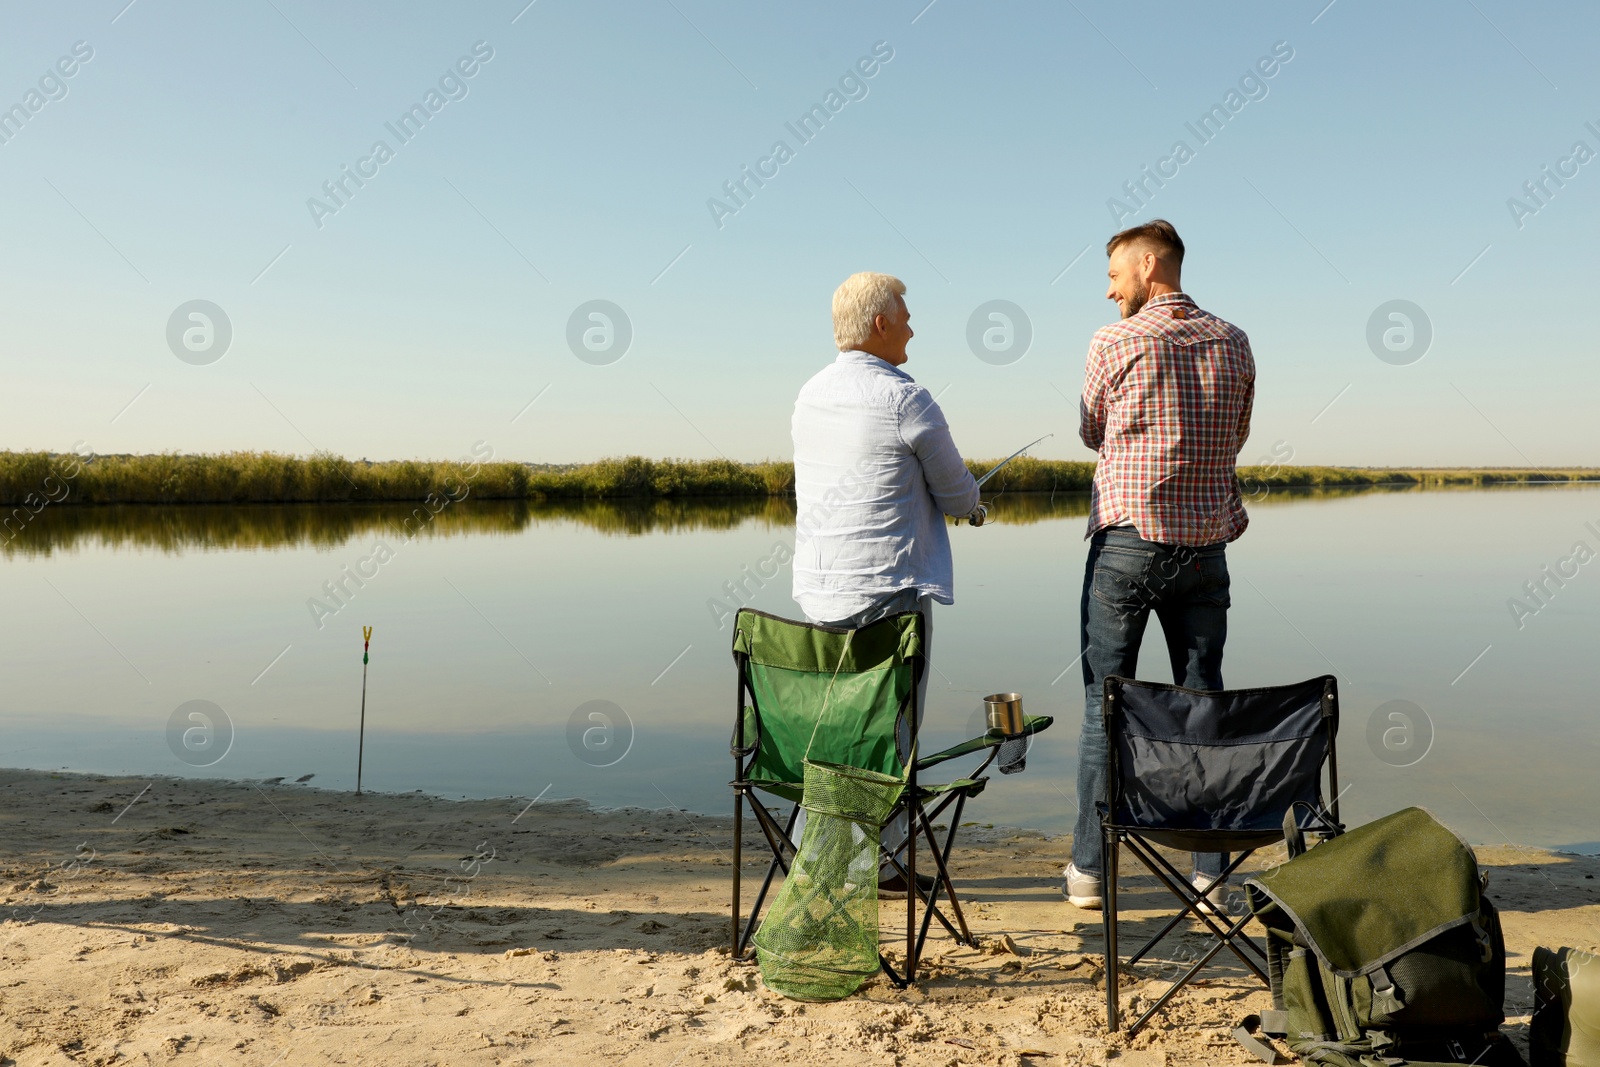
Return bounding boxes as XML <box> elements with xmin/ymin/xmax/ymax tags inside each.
<box><xmin>1</xmin><ymin>767</ymin><xmax>1595</xmax><ymax>1065</ymax></box>
<box><xmin>5</xmin><ymin>449</ymin><xmax>1600</xmax><ymax>508</ymax></box>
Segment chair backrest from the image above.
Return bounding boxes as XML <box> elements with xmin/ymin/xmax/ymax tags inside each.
<box><xmin>731</xmin><ymin>608</ymin><xmax>923</xmax><ymax>785</ymax></box>
<box><xmin>1104</xmin><ymin>675</ymin><xmax>1338</xmax><ymax>832</ymax></box>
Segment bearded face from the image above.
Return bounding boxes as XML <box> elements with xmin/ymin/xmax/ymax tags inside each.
<box><xmin>1106</xmin><ymin>243</ymin><xmax>1155</xmax><ymax>319</ymax></box>
<box><xmin>1120</xmin><ymin>276</ymin><xmax>1151</xmax><ymax>319</ymax></box>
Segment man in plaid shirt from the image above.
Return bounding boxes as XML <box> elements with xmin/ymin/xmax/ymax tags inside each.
<box><xmin>1062</xmin><ymin>219</ymin><xmax>1255</xmax><ymax>912</ymax></box>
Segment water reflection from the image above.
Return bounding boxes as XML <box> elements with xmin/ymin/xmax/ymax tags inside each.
<box><xmin>2</xmin><ymin>497</ymin><xmax>784</xmax><ymax>557</ymax></box>
<box><xmin>0</xmin><ymin>484</ymin><xmax>1460</xmax><ymax>557</ymax></box>
<box><xmin>2</xmin><ymin>481</ymin><xmax>1598</xmax><ymax>851</ymax></box>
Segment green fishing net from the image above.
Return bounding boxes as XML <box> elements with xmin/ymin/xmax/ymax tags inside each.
<box><xmin>752</xmin><ymin>759</ymin><xmax>905</xmax><ymax>1001</ymax></box>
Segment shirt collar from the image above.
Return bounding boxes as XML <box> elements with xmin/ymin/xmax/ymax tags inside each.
<box><xmin>1144</xmin><ymin>292</ymin><xmax>1195</xmax><ymax>309</ymax></box>
<box><xmin>838</xmin><ymin>348</ymin><xmax>913</xmax><ymax>380</ymax></box>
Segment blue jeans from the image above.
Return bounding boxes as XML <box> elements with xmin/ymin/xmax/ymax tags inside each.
<box><xmin>1072</xmin><ymin>527</ymin><xmax>1231</xmax><ymax>879</ymax></box>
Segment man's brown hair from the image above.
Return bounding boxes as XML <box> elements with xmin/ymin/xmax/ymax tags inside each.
<box><xmin>1106</xmin><ymin>218</ymin><xmax>1185</xmax><ymax>267</ymax></box>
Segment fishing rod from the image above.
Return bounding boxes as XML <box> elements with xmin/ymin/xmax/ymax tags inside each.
<box><xmin>966</xmin><ymin>433</ymin><xmax>1054</xmax><ymax>526</ymax></box>
<box><xmin>977</xmin><ymin>433</ymin><xmax>1054</xmax><ymax>488</ymax></box>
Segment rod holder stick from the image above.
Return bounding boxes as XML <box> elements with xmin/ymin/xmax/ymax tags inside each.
<box><xmin>357</xmin><ymin>626</ymin><xmax>372</xmax><ymax>795</ymax></box>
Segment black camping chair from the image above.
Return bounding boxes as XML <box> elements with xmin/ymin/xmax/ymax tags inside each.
<box><xmin>1101</xmin><ymin>674</ymin><xmax>1342</xmax><ymax>1035</ymax></box>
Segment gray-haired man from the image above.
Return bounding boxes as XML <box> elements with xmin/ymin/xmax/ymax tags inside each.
<box><xmin>790</xmin><ymin>271</ymin><xmax>983</xmax><ymax>895</ymax></box>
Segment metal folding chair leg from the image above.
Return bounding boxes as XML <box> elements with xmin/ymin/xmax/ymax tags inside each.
<box><xmin>733</xmin><ymin>799</ymin><xmax>800</xmax><ymax>958</ymax></box>
<box><xmin>913</xmin><ymin>793</ymin><xmax>977</xmax><ymax>957</ymax></box>
<box><xmin>879</xmin><ymin>839</ymin><xmax>964</xmax><ymax>945</ymax></box>
<box><xmin>1123</xmin><ymin>842</ymin><xmax>1262</xmax><ymax>966</ymax></box>
<box><xmin>1104</xmin><ymin>826</ymin><xmax>1121</xmax><ymax>1032</ymax></box>
<box><xmin>928</xmin><ymin>791</ymin><xmax>976</xmax><ymax>943</ymax></box>
<box><xmin>863</xmin><ymin>787</ymin><xmax>984</xmax><ymax>985</ymax></box>
<box><xmin>1104</xmin><ymin>829</ymin><xmax>1273</xmax><ymax>1035</ymax></box>
<box><xmin>1119</xmin><ymin>837</ymin><xmax>1267</xmax><ymax>982</ymax></box>
<box><xmin>1126</xmin><ymin>911</ymin><xmax>1258</xmax><ymax>1037</ymax></box>
<box><xmin>732</xmin><ymin>776</ymin><xmax>742</xmax><ymax>956</ymax></box>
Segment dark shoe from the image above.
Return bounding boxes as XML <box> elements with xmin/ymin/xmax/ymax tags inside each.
<box><xmin>877</xmin><ymin>871</ymin><xmax>937</xmax><ymax>899</ymax></box>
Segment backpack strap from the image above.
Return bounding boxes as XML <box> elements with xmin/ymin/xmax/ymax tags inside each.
<box><xmin>1469</xmin><ymin>912</ymin><xmax>1494</xmax><ymax>963</ymax></box>
<box><xmin>1233</xmin><ymin>1014</ymin><xmax>1289</xmax><ymax>1064</ymax></box>
<box><xmin>1283</xmin><ymin>806</ymin><xmax>1307</xmax><ymax>859</ymax></box>
<box><xmin>1282</xmin><ymin>800</ymin><xmax>1344</xmax><ymax>859</ymax></box>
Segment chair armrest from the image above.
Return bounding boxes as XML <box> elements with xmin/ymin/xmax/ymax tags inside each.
<box><xmin>915</xmin><ymin>736</ymin><xmax>992</xmax><ymax>770</ymax></box>
<box><xmin>915</xmin><ymin>714</ymin><xmax>1054</xmax><ymax>770</ymax></box>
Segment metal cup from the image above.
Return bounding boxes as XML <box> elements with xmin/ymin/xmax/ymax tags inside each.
<box><xmin>983</xmin><ymin>692</ymin><xmax>1025</xmax><ymax>737</ymax></box>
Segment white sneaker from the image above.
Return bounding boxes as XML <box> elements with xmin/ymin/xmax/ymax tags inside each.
<box><xmin>1062</xmin><ymin>863</ymin><xmax>1102</xmax><ymax>910</ymax></box>
<box><xmin>1190</xmin><ymin>872</ymin><xmax>1231</xmax><ymax>917</ymax></box>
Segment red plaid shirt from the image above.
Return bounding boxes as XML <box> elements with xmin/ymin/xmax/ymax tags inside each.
<box><xmin>1080</xmin><ymin>292</ymin><xmax>1254</xmax><ymax>545</ymax></box>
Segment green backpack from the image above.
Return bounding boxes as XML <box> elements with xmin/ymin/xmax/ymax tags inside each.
<box><xmin>1240</xmin><ymin>807</ymin><xmax>1525</xmax><ymax>1067</ymax></box>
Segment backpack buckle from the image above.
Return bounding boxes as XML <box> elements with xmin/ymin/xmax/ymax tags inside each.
<box><xmin>1370</xmin><ymin>965</ymin><xmax>1406</xmax><ymax>1015</ymax></box>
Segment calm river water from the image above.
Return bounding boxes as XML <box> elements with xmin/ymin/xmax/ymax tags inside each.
<box><xmin>3</xmin><ymin>485</ymin><xmax>1597</xmax><ymax>853</ymax></box>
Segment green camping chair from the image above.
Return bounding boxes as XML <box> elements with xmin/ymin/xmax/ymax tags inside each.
<box><xmin>730</xmin><ymin>607</ymin><xmax>1052</xmax><ymax>986</ymax></box>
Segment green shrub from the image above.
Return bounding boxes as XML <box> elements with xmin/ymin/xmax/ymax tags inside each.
<box><xmin>1</xmin><ymin>450</ymin><xmax>1595</xmax><ymax>506</ymax></box>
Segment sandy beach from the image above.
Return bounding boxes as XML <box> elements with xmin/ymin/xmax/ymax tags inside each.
<box><xmin>0</xmin><ymin>768</ymin><xmax>1594</xmax><ymax>1066</ymax></box>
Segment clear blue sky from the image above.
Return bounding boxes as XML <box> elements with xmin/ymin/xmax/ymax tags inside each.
<box><xmin>3</xmin><ymin>0</ymin><xmax>1595</xmax><ymax>466</ymax></box>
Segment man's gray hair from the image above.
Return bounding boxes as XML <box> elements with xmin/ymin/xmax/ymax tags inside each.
<box><xmin>832</xmin><ymin>272</ymin><xmax>906</xmax><ymax>350</ymax></box>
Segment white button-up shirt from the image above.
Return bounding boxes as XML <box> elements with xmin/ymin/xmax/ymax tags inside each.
<box><xmin>791</xmin><ymin>349</ymin><xmax>980</xmax><ymax>622</ymax></box>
